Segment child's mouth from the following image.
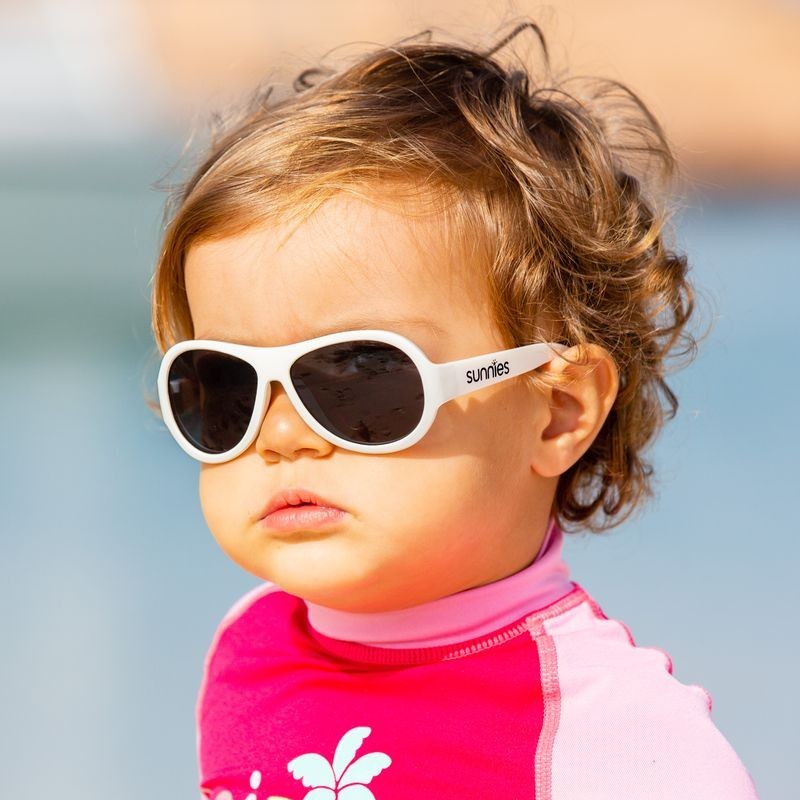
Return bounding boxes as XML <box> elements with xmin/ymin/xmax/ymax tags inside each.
<box><xmin>260</xmin><ymin>502</ymin><xmax>347</xmax><ymax>534</ymax></box>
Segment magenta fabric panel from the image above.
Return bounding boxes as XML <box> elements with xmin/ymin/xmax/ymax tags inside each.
<box><xmin>196</xmin><ymin>588</ymin><xmax>574</xmax><ymax>799</ymax></box>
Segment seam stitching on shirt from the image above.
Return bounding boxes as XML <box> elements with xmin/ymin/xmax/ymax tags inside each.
<box><xmin>528</xmin><ymin>617</ymin><xmax>561</xmax><ymax>800</ymax></box>
<box><xmin>441</xmin><ymin>585</ymin><xmax>587</xmax><ymax>661</ymax></box>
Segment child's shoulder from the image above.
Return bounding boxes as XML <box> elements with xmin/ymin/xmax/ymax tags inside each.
<box><xmin>199</xmin><ymin>581</ymin><xmax>301</xmax><ymax>669</ymax></box>
<box><xmin>540</xmin><ymin>583</ymin><xmax>760</xmax><ymax>799</ymax></box>
<box><xmin>544</xmin><ymin>584</ymin><xmax>714</xmax><ymax>710</ymax></box>
<box><xmin>217</xmin><ymin>580</ymin><xmax>289</xmax><ymax>630</ymax></box>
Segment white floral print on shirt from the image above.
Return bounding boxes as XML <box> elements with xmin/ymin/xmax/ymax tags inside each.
<box><xmin>214</xmin><ymin>725</ymin><xmax>392</xmax><ymax>800</ymax></box>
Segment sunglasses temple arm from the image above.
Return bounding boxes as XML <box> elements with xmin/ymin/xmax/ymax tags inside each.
<box><xmin>435</xmin><ymin>342</ymin><xmax>569</xmax><ymax>405</ymax></box>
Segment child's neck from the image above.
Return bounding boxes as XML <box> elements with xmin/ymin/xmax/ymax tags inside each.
<box><xmin>304</xmin><ymin>516</ymin><xmax>572</xmax><ymax>648</ymax></box>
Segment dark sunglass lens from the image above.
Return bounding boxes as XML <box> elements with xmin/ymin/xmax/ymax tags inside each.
<box><xmin>167</xmin><ymin>350</ymin><xmax>258</xmax><ymax>454</ymax></box>
<box><xmin>290</xmin><ymin>341</ymin><xmax>424</xmax><ymax>445</ymax></box>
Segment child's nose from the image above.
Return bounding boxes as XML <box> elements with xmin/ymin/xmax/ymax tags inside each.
<box><xmin>253</xmin><ymin>379</ymin><xmax>334</xmax><ymax>461</ymax></box>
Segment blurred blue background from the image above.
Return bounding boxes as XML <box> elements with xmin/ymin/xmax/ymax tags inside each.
<box><xmin>2</xmin><ymin>3</ymin><xmax>798</xmax><ymax>799</ymax></box>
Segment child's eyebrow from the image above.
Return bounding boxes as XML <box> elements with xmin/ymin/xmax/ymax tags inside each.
<box><xmin>311</xmin><ymin>314</ymin><xmax>445</xmax><ymax>338</ymax></box>
<box><xmin>194</xmin><ymin>315</ymin><xmax>445</xmax><ymax>343</ymax></box>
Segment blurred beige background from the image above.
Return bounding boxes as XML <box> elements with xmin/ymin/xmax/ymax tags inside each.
<box><xmin>140</xmin><ymin>0</ymin><xmax>800</xmax><ymax>187</ymax></box>
<box><xmin>2</xmin><ymin>0</ymin><xmax>799</xmax><ymax>187</ymax></box>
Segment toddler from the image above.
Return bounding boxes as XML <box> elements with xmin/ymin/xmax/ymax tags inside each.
<box><xmin>148</xmin><ymin>19</ymin><xmax>760</xmax><ymax>800</ymax></box>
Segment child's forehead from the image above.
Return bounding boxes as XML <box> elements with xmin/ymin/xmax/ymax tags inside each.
<box><xmin>186</xmin><ymin>190</ymin><xmax>486</xmax><ymax>298</ymax></box>
<box><xmin>184</xmin><ymin>193</ymin><xmax>496</xmax><ymax>349</ymax></box>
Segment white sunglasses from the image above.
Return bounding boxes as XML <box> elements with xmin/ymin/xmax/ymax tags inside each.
<box><xmin>157</xmin><ymin>328</ymin><xmax>569</xmax><ymax>463</ymax></box>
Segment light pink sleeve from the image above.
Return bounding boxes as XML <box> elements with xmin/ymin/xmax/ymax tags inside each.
<box><xmin>538</xmin><ymin>596</ymin><xmax>760</xmax><ymax>800</ymax></box>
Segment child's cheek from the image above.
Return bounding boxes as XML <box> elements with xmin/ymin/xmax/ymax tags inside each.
<box><xmin>197</xmin><ymin>462</ymin><xmax>246</xmax><ymax>541</ymax></box>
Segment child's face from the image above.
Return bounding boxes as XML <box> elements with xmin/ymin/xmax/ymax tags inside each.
<box><xmin>184</xmin><ymin>191</ymin><xmax>560</xmax><ymax>613</ymax></box>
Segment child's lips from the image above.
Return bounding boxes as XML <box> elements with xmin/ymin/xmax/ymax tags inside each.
<box><xmin>260</xmin><ymin>503</ymin><xmax>348</xmax><ymax>533</ymax></box>
<box><xmin>257</xmin><ymin>487</ymin><xmax>346</xmax><ymax>521</ymax></box>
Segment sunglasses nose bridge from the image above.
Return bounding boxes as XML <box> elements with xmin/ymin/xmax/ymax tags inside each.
<box><xmin>251</xmin><ymin>344</ymin><xmax>289</xmax><ymax>385</ymax></box>
<box><xmin>250</xmin><ymin>346</ymin><xmax>305</xmax><ymax>423</ymax></box>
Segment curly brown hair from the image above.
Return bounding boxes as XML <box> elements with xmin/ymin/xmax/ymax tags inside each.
<box><xmin>146</xmin><ymin>18</ymin><xmax>709</xmax><ymax>534</ymax></box>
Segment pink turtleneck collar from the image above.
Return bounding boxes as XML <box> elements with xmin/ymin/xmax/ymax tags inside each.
<box><xmin>304</xmin><ymin>516</ymin><xmax>573</xmax><ymax>649</ymax></box>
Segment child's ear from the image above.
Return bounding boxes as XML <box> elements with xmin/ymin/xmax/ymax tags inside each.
<box><xmin>529</xmin><ymin>343</ymin><xmax>619</xmax><ymax>478</ymax></box>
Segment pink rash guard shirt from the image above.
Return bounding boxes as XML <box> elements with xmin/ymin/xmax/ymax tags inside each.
<box><xmin>196</xmin><ymin>517</ymin><xmax>760</xmax><ymax>800</ymax></box>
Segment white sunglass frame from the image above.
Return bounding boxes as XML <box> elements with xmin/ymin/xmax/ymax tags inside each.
<box><xmin>157</xmin><ymin>328</ymin><xmax>570</xmax><ymax>463</ymax></box>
